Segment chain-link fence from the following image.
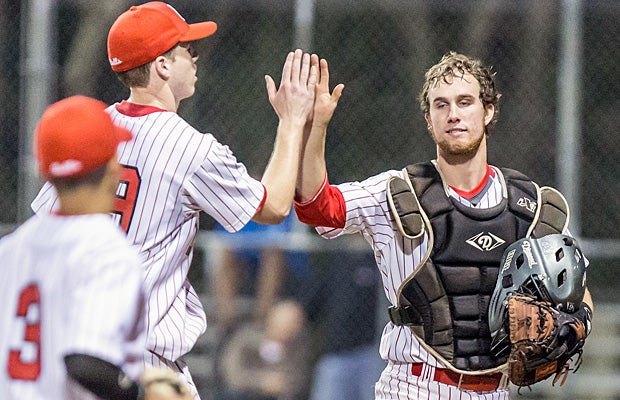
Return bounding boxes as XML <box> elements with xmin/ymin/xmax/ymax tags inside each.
<box><xmin>6</xmin><ymin>1</ymin><xmax>620</xmax><ymax>233</ymax></box>
<box><xmin>2</xmin><ymin>1</ymin><xmax>619</xmax><ymax>399</ymax></box>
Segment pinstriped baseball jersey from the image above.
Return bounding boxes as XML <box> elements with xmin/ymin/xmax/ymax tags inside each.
<box><xmin>0</xmin><ymin>214</ymin><xmax>145</xmax><ymax>400</ymax></box>
<box><xmin>31</xmin><ymin>102</ymin><xmax>265</xmax><ymax>364</ymax></box>
<box><xmin>311</xmin><ymin>165</ymin><xmax>516</xmax><ymax>399</ymax></box>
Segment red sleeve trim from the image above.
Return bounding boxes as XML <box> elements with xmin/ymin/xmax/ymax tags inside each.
<box><xmin>294</xmin><ymin>171</ymin><xmax>328</xmax><ymax>206</ymax></box>
<box><xmin>294</xmin><ymin>175</ymin><xmax>346</xmax><ymax>228</ymax></box>
<box><xmin>255</xmin><ymin>185</ymin><xmax>267</xmax><ymax>215</ymax></box>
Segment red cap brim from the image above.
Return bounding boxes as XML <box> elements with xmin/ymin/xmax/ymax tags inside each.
<box><xmin>181</xmin><ymin>21</ymin><xmax>217</xmax><ymax>42</ymax></box>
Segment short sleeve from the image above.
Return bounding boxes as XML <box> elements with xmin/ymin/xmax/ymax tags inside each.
<box><xmin>183</xmin><ymin>139</ymin><xmax>265</xmax><ymax>232</ymax></box>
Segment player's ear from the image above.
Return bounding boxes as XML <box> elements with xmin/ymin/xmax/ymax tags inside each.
<box><xmin>424</xmin><ymin>113</ymin><xmax>432</xmax><ymax>130</ymax></box>
<box><xmin>153</xmin><ymin>55</ymin><xmax>172</xmax><ymax>80</ymax></box>
<box><xmin>484</xmin><ymin>104</ymin><xmax>495</xmax><ymax>126</ymax></box>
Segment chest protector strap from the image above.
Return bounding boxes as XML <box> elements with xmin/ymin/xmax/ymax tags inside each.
<box><xmin>386</xmin><ymin>162</ymin><xmax>569</xmax><ymax>373</ymax></box>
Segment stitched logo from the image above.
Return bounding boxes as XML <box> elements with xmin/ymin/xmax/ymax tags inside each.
<box><xmin>466</xmin><ymin>232</ymin><xmax>506</xmax><ymax>252</ymax></box>
<box><xmin>517</xmin><ymin>197</ymin><xmax>537</xmax><ymax>213</ymax></box>
<box><xmin>49</xmin><ymin>160</ymin><xmax>82</xmax><ymax>177</ymax></box>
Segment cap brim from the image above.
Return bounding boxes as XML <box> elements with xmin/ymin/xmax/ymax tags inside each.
<box><xmin>181</xmin><ymin>21</ymin><xmax>217</xmax><ymax>42</ymax></box>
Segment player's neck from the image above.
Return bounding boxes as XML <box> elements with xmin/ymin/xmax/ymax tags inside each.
<box><xmin>128</xmin><ymin>88</ymin><xmax>178</xmax><ymax>113</ymax></box>
<box><xmin>56</xmin><ymin>187</ymin><xmax>115</xmax><ymax>216</ymax></box>
<box><xmin>434</xmin><ymin>147</ymin><xmax>488</xmax><ymax>192</ymax></box>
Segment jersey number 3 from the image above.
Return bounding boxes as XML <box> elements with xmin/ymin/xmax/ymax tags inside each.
<box><xmin>8</xmin><ymin>284</ymin><xmax>41</xmax><ymax>381</ymax></box>
<box><xmin>113</xmin><ymin>165</ymin><xmax>141</xmax><ymax>233</ymax></box>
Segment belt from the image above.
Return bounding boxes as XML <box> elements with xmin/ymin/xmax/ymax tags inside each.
<box><xmin>411</xmin><ymin>363</ymin><xmax>503</xmax><ymax>392</ymax></box>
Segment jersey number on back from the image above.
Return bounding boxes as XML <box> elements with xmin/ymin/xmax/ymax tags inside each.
<box><xmin>8</xmin><ymin>283</ymin><xmax>41</xmax><ymax>381</ymax></box>
<box><xmin>113</xmin><ymin>165</ymin><xmax>141</xmax><ymax>233</ymax></box>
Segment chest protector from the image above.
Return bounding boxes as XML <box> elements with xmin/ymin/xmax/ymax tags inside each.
<box><xmin>386</xmin><ymin>162</ymin><xmax>569</xmax><ymax>374</ymax></box>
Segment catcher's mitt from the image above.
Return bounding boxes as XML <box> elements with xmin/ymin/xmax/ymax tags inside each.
<box><xmin>506</xmin><ymin>294</ymin><xmax>587</xmax><ymax>387</ymax></box>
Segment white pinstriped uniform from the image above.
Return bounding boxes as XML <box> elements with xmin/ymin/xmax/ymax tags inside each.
<box><xmin>31</xmin><ymin>103</ymin><xmax>265</xmax><ymax>398</ymax></box>
<box><xmin>0</xmin><ymin>214</ymin><xmax>145</xmax><ymax>400</ymax></box>
<box><xmin>313</xmin><ymin>165</ymin><xmax>514</xmax><ymax>400</ymax></box>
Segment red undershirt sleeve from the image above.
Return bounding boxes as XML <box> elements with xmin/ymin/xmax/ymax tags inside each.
<box><xmin>293</xmin><ymin>174</ymin><xmax>346</xmax><ymax>228</ymax></box>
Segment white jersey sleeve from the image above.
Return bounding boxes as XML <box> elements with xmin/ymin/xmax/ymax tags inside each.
<box><xmin>315</xmin><ymin>170</ymin><xmax>402</xmax><ymax>248</ymax></box>
<box><xmin>182</xmin><ymin>139</ymin><xmax>264</xmax><ymax>232</ymax></box>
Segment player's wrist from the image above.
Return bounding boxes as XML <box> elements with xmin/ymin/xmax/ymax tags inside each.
<box><xmin>279</xmin><ymin>115</ymin><xmax>308</xmax><ymax>128</ymax></box>
<box><xmin>573</xmin><ymin>302</ymin><xmax>593</xmax><ymax>336</ymax></box>
<box><xmin>311</xmin><ymin>118</ymin><xmax>330</xmax><ymax>130</ymax></box>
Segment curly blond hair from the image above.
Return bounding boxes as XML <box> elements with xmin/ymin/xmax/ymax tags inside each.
<box><xmin>419</xmin><ymin>52</ymin><xmax>501</xmax><ymax>130</ymax></box>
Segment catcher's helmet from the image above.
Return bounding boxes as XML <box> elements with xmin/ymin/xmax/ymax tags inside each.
<box><xmin>488</xmin><ymin>234</ymin><xmax>587</xmax><ymax>355</ymax></box>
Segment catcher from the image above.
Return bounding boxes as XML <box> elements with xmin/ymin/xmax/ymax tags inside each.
<box><xmin>489</xmin><ymin>234</ymin><xmax>593</xmax><ymax>388</ymax></box>
<box><xmin>293</xmin><ymin>51</ymin><xmax>593</xmax><ymax>399</ymax></box>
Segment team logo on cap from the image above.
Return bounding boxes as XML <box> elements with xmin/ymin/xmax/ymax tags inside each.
<box><xmin>109</xmin><ymin>57</ymin><xmax>122</xmax><ymax>67</ymax></box>
<box><xmin>49</xmin><ymin>160</ymin><xmax>83</xmax><ymax>177</ymax></box>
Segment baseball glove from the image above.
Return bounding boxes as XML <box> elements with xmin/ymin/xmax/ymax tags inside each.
<box><xmin>506</xmin><ymin>294</ymin><xmax>587</xmax><ymax>387</ymax></box>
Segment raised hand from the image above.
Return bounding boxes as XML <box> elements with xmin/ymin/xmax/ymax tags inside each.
<box><xmin>312</xmin><ymin>56</ymin><xmax>344</xmax><ymax>129</ymax></box>
<box><xmin>294</xmin><ymin>56</ymin><xmax>344</xmax><ymax>202</ymax></box>
<box><xmin>265</xmin><ymin>49</ymin><xmax>317</xmax><ymax>125</ymax></box>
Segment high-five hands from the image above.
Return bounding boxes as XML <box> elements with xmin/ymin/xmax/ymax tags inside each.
<box><xmin>265</xmin><ymin>49</ymin><xmax>317</xmax><ymax>124</ymax></box>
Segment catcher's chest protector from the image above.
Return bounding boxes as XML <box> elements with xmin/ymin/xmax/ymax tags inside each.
<box><xmin>388</xmin><ymin>162</ymin><xmax>556</xmax><ymax>372</ymax></box>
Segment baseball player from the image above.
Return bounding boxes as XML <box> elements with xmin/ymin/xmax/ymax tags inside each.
<box><xmin>31</xmin><ymin>2</ymin><xmax>317</xmax><ymax>398</ymax></box>
<box><xmin>293</xmin><ymin>53</ymin><xmax>593</xmax><ymax>399</ymax></box>
<box><xmin>0</xmin><ymin>95</ymin><xmax>192</xmax><ymax>400</ymax></box>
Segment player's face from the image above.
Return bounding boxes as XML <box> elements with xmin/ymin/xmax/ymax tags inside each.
<box><xmin>425</xmin><ymin>72</ymin><xmax>494</xmax><ymax>160</ymax></box>
<box><xmin>167</xmin><ymin>42</ymin><xmax>199</xmax><ymax>101</ymax></box>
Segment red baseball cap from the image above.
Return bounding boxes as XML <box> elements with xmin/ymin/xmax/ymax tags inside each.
<box><xmin>35</xmin><ymin>96</ymin><xmax>132</xmax><ymax>179</ymax></box>
<box><xmin>107</xmin><ymin>1</ymin><xmax>217</xmax><ymax>72</ymax></box>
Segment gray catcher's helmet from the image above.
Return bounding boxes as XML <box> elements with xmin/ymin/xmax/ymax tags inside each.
<box><xmin>488</xmin><ymin>234</ymin><xmax>587</xmax><ymax>357</ymax></box>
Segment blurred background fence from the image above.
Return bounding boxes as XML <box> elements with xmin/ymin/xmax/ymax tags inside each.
<box><xmin>1</xmin><ymin>0</ymin><xmax>619</xmax><ymax>399</ymax></box>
